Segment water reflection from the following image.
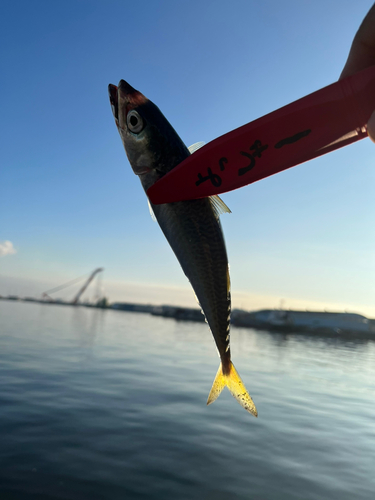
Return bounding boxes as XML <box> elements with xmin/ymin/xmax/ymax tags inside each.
<box><xmin>70</xmin><ymin>306</ymin><xmax>104</xmax><ymax>350</ymax></box>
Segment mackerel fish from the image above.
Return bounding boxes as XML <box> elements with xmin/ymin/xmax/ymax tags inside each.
<box><xmin>108</xmin><ymin>80</ymin><xmax>257</xmax><ymax>416</ymax></box>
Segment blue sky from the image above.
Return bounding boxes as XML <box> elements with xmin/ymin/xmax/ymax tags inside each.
<box><xmin>1</xmin><ymin>0</ymin><xmax>374</xmax><ymax>315</ymax></box>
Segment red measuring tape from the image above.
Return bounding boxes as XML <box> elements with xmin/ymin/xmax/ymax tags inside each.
<box><xmin>147</xmin><ymin>65</ymin><xmax>375</xmax><ymax>204</ymax></box>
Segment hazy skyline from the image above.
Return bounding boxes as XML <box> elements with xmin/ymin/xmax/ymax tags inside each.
<box><xmin>1</xmin><ymin>0</ymin><xmax>374</xmax><ymax>316</ymax></box>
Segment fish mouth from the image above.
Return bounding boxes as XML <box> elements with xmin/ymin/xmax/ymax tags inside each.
<box><xmin>117</xmin><ymin>79</ymin><xmax>138</xmax><ymax>96</ymax></box>
<box><xmin>108</xmin><ymin>84</ymin><xmax>119</xmax><ymax>123</ymax></box>
<box><xmin>117</xmin><ymin>80</ymin><xmax>147</xmax><ymax>107</ymax></box>
<box><xmin>108</xmin><ymin>80</ymin><xmax>147</xmax><ymax>128</ymax></box>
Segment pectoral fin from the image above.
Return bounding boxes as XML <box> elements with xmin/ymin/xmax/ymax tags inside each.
<box><xmin>147</xmin><ymin>198</ymin><xmax>157</xmax><ymax>221</ymax></box>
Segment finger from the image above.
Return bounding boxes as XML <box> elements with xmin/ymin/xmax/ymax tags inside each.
<box><xmin>367</xmin><ymin>110</ymin><xmax>375</xmax><ymax>143</ymax></box>
<box><xmin>340</xmin><ymin>4</ymin><xmax>375</xmax><ymax>80</ymax></box>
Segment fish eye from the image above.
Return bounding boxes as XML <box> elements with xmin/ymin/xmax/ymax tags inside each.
<box><xmin>127</xmin><ymin>110</ymin><xmax>144</xmax><ymax>133</ymax></box>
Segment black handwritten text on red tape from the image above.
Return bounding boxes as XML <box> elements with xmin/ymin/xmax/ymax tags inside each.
<box><xmin>194</xmin><ymin>129</ymin><xmax>311</xmax><ymax>188</ymax></box>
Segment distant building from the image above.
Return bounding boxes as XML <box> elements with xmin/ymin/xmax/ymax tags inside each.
<box><xmin>111</xmin><ymin>302</ymin><xmax>155</xmax><ymax>314</ymax></box>
<box><xmin>110</xmin><ymin>302</ymin><xmax>205</xmax><ymax>322</ymax></box>
<box><xmin>231</xmin><ymin>309</ymin><xmax>371</xmax><ymax>334</ymax></box>
<box><xmin>151</xmin><ymin>305</ymin><xmax>205</xmax><ymax>322</ymax></box>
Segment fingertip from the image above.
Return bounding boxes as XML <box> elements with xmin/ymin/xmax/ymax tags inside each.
<box><xmin>367</xmin><ymin>110</ymin><xmax>375</xmax><ymax>143</ymax></box>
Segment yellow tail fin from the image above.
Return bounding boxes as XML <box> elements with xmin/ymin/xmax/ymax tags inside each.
<box><xmin>207</xmin><ymin>361</ymin><xmax>258</xmax><ymax>417</ymax></box>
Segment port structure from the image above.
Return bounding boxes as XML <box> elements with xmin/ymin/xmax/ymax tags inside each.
<box><xmin>42</xmin><ymin>268</ymin><xmax>104</xmax><ymax>305</ymax></box>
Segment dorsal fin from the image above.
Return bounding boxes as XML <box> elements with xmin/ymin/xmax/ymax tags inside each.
<box><xmin>209</xmin><ymin>195</ymin><xmax>231</xmax><ymax>218</ymax></box>
<box><xmin>188</xmin><ymin>142</ymin><xmax>205</xmax><ymax>154</ymax></box>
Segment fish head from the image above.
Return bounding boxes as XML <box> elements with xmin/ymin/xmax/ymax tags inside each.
<box><xmin>108</xmin><ymin>80</ymin><xmax>189</xmax><ymax>180</ymax></box>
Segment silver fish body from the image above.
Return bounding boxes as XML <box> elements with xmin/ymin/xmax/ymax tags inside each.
<box><xmin>152</xmin><ymin>197</ymin><xmax>232</xmax><ymax>367</ymax></box>
<box><xmin>108</xmin><ymin>80</ymin><xmax>257</xmax><ymax>415</ymax></box>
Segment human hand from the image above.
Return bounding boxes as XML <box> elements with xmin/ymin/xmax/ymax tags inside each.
<box><xmin>340</xmin><ymin>4</ymin><xmax>375</xmax><ymax>142</ymax></box>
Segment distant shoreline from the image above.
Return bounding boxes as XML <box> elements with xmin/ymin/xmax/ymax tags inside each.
<box><xmin>1</xmin><ymin>295</ymin><xmax>374</xmax><ymax>337</ymax></box>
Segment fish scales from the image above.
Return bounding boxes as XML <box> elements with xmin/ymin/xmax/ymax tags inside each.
<box><xmin>151</xmin><ymin>198</ymin><xmax>231</xmax><ymax>365</ymax></box>
<box><xmin>108</xmin><ymin>80</ymin><xmax>257</xmax><ymax>416</ymax></box>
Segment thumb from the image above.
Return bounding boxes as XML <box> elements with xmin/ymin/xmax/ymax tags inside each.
<box><xmin>367</xmin><ymin>110</ymin><xmax>375</xmax><ymax>143</ymax></box>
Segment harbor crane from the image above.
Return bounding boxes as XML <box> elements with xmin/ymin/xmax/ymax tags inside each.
<box><xmin>42</xmin><ymin>268</ymin><xmax>104</xmax><ymax>304</ymax></box>
<box><xmin>71</xmin><ymin>268</ymin><xmax>103</xmax><ymax>304</ymax></box>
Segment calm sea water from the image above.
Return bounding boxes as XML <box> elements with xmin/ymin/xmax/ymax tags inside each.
<box><xmin>1</xmin><ymin>300</ymin><xmax>375</xmax><ymax>500</ymax></box>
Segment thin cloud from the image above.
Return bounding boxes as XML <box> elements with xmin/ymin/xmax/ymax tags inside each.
<box><xmin>0</xmin><ymin>241</ymin><xmax>17</xmax><ymax>257</ymax></box>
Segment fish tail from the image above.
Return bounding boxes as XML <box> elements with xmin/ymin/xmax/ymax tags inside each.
<box><xmin>207</xmin><ymin>361</ymin><xmax>258</xmax><ymax>417</ymax></box>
